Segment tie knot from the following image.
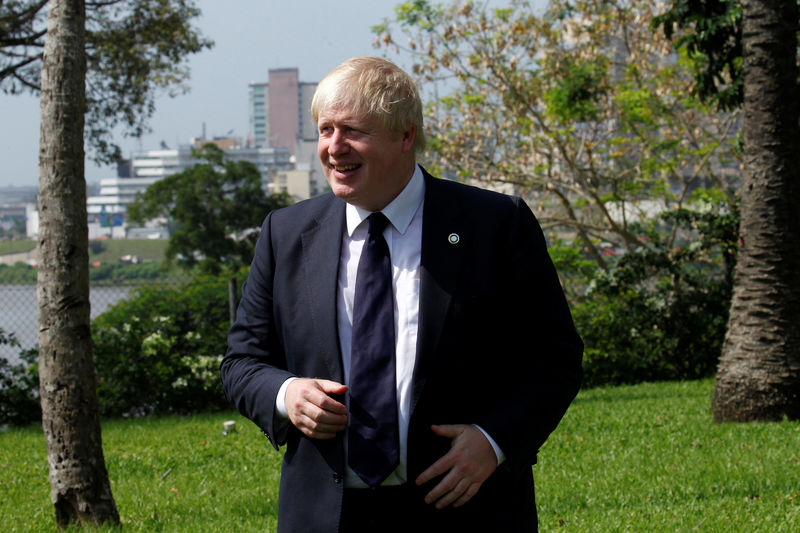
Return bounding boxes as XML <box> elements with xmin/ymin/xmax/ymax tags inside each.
<box><xmin>367</xmin><ymin>212</ymin><xmax>390</xmax><ymax>237</ymax></box>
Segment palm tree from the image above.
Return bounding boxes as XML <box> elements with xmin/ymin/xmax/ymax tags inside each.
<box><xmin>712</xmin><ymin>0</ymin><xmax>800</xmax><ymax>422</ymax></box>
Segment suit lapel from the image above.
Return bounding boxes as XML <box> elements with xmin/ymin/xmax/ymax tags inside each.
<box><xmin>300</xmin><ymin>197</ymin><xmax>347</xmax><ymax>383</ymax></box>
<box><xmin>411</xmin><ymin>172</ymin><xmax>469</xmax><ymax>415</ymax></box>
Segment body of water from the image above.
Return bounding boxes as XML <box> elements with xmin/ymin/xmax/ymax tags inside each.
<box><xmin>1</xmin><ymin>285</ymin><xmax>132</xmax><ymax>363</ymax></box>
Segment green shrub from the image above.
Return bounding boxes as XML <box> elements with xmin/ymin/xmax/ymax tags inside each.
<box><xmin>0</xmin><ymin>262</ymin><xmax>37</xmax><ymax>284</ymax></box>
<box><xmin>92</xmin><ymin>271</ymin><xmax>247</xmax><ymax>417</ymax></box>
<box><xmin>554</xmin><ymin>194</ymin><xmax>738</xmax><ymax>387</ymax></box>
<box><xmin>88</xmin><ymin>240</ymin><xmax>107</xmax><ymax>255</ymax></box>
<box><xmin>0</xmin><ymin>330</ymin><xmax>40</xmax><ymax>426</ymax></box>
<box><xmin>573</xmin><ymin>249</ymin><xmax>731</xmax><ymax>387</ymax></box>
<box><xmin>89</xmin><ymin>261</ymin><xmax>167</xmax><ymax>285</ymax></box>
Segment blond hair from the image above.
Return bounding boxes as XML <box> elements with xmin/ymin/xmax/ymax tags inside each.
<box><xmin>311</xmin><ymin>57</ymin><xmax>426</xmax><ymax>154</ymax></box>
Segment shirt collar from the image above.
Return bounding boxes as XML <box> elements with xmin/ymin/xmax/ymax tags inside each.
<box><xmin>345</xmin><ymin>165</ymin><xmax>425</xmax><ymax>236</ymax></box>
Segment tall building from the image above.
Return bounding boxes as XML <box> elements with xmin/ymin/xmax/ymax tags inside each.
<box><xmin>249</xmin><ymin>82</ymin><xmax>268</xmax><ymax>149</ymax></box>
<box><xmin>248</xmin><ymin>68</ymin><xmax>318</xmax><ymax>153</ymax></box>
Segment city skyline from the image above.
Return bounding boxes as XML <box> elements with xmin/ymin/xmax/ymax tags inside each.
<box><xmin>0</xmin><ymin>0</ymin><xmax>406</xmax><ymax>188</ymax></box>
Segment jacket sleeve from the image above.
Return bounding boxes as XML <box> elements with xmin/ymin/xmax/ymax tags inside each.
<box><xmin>220</xmin><ymin>211</ymin><xmax>295</xmax><ymax>449</ymax></box>
<box><xmin>475</xmin><ymin>196</ymin><xmax>583</xmax><ymax>471</ymax></box>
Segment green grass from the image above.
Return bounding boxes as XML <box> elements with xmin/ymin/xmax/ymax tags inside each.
<box><xmin>0</xmin><ymin>240</ymin><xmax>36</xmax><ymax>255</ymax></box>
<box><xmin>1</xmin><ymin>379</ymin><xmax>798</xmax><ymax>532</ymax></box>
<box><xmin>0</xmin><ymin>239</ymin><xmax>168</xmax><ymax>263</ymax></box>
<box><xmin>89</xmin><ymin>239</ymin><xmax>169</xmax><ymax>264</ymax></box>
<box><xmin>1</xmin><ymin>413</ymin><xmax>281</xmax><ymax>532</ymax></box>
<box><xmin>536</xmin><ymin>379</ymin><xmax>800</xmax><ymax>532</ymax></box>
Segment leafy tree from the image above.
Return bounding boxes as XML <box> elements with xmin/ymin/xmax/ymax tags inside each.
<box><xmin>374</xmin><ymin>0</ymin><xmax>744</xmax><ymax>386</ymax></box>
<box><xmin>374</xmin><ymin>0</ymin><xmax>740</xmax><ymax>269</ymax></box>
<box><xmin>653</xmin><ymin>0</ymin><xmax>743</xmax><ymax>110</ymax></box>
<box><xmin>127</xmin><ymin>144</ymin><xmax>293</xmax><ymax>274</ymax></box>
<box><xmin>36</xmin><ymin>0</ymin><xmax>119</xmax><ymax>525</ymax></box>
<box><xmin>0</xmin><ymin>0</ymin><xmax>212</xmax><ymax>163</ymax></box>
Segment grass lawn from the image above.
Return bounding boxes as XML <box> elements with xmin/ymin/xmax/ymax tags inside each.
<box><xmin>0</xmin><ymin>240</ymin><xmax>36</xmax><ymax>255</ymax></box>
<box><xmin>88</xmin><ymin>239</ymin><xmax>169</xmax><ymax>264</ymax></box>
<box><xmin>1</xmin><ymin>379</ymin><xmax>798</xmax><ymax>532</ymax></box>
<box><xmin>0</xmin><ymin>239</ymin><xmax>168</xmax><ymax>263</ymax></box>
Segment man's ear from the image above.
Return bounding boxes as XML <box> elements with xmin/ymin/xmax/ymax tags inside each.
<box><xmin>400</xmin><ymin>125</ymin><xmax>416</xmax><ymax>153</ymax></box>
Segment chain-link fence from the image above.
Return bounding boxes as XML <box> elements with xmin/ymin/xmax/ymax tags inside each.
<box><xmin>0</xmin><ymin>278</ymin><xmax>192</xmax><ymax>363</ymax></box>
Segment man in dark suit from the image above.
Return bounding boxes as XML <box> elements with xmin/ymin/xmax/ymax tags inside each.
<box><xmin>221</xmin><ymin>57</ymin><xmax>582</xmax><ymax>532</ymax></box>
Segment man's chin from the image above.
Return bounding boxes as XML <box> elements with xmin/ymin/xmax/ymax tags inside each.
<box><xmin>330</xmin><ymin>183</ymin><xmax>359</xmax><ymax>203</ymax></box>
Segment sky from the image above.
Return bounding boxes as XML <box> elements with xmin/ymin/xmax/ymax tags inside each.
<box><xmin>0</xmin><ymin>0</ymin><xmax>410</xmax><ymax>188</ymax></box>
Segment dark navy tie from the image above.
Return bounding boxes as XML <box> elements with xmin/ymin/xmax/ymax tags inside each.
<box><xmin>347</xmin><ymin>212</ymin><xmax>399</xmax><ymax>487</ymax></box>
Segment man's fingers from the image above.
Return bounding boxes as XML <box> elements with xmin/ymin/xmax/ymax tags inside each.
<box><xmin>430</xmin><ymin>424</ymin><xmax>462</xmax><ymax>439</ymax></box>
<box><xmin>416</xmin><ymin>424</ymin><xmax>498</xmax><ymax>509</ymax></box>
<box><xmin>286</xmin><ymin>378</ymin><xmax>348</xmax><ymax>438</ymax></box>
<box><xmin>316</xmin><ymin>379</ymin><xmax>349</xmax><ymax>396</ymax></box>
<box><xmin>415</xmin><ymin>454</ymin><xmax>451</xmax><ymax>488</ymax></box>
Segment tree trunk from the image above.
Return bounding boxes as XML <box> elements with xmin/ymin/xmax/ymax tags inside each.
<box><xmin>712</xmin><ymin>0</ymin><xmax>800</xmax><ymax>422</ymax></box>
<box><xmin>37</xmin><ymin>0</ymin><xmax>120</xmax><ymax>525</ymax></box>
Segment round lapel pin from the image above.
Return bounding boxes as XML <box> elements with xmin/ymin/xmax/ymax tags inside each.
<box><xmin>448</xmin><ymin>233</ymin><xmax>460</xmax><ymax>244</ymax></box>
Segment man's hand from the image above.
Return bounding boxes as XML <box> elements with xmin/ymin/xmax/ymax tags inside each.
<box><xmin>415</xmin><ymin>424</ymin><xmax>498</xmax><ymax>509</ymax></box>
<box><xmin>285</xmin><ymin>378</ymin><xmax>348</xmax><ymax>439</ymax></box>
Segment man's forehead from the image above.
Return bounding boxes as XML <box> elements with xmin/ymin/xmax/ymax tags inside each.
<box><xmin>317</xmin><ymin>106</ymin><xmax>377</xmax><ymax>126</ymax></box>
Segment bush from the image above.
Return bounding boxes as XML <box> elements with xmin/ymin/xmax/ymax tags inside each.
<box><xmin>573</xmin><ymin>249</ymin><xmax>731</xmax><ymax>387</ymax></box>
<box><xmin>0</xmin><ymin>262</ymin><xmax>37</xmax><ymax>284</ymax></box>
<box><xmin>554</xmin><ymin>194</ymin><xmax>738</xmax><ymax>387</ymax></box>
<box><xmin>89</xmin><ymin>261</ymin><xmax>167</xmax><ymax>285</ymax></box>
<box><xmin>91</xmin><ymin>271</ymin><xmax>247</xmax><ymax>417</ymax></box>
<box><xmin>88</xmin><ymin>240</ymin><xmax>107</xmax><ymax>255</ymax></box>
<box><xmin>0</xmin><ymin>330</ymin><xmax>40</xmax><ymax>427</ymax></box>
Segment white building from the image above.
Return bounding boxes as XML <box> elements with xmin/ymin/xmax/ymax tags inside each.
<box><xmin>86</xmin><ymin>139</ymin><xmax>298</xmax><ymax>238</ymax></box>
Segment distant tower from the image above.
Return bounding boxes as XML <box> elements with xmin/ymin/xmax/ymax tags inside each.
<box><xmin>248</xmin><ymin>81</ymin><xmax>268</xmax><ymax>149</ymax></box>
<box><xmin>248</xmin><ymin>68</ymin><xmax>318</xmax><ymax>154</ymax></box>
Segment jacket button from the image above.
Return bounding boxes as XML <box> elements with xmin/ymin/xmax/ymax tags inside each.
<box><xmin>333</xmin><ymin>473</ymin><xmax>342</xmax><ymax>484</ymax></box>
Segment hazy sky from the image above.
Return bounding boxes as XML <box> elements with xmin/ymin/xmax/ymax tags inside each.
<box><xmin>0</xmin><ymin>0</ymin><xmax>409</xmax><ymax>188</ymax></box>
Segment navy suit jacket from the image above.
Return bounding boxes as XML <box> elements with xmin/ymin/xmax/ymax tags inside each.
<box><xmin>221</xmin><ymin>169</ymin><xmax>583</xmax><ymax>532</ymax></box>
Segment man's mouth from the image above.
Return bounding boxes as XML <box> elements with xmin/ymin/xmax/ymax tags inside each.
<box><xmin>331</xmin><ymin>163</ymin><xmax>361</xmax><ymax>172</ymax></box>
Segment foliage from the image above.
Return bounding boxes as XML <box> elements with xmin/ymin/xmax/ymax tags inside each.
<box><xmin>653</xmin><ymin>0</ymin><xmax>743</xmax><ymax>110</ymax></box>
<box><xmin>88</xmin><ymin>240</ymin><xmax>107</xmax><ymax>255</ymax></box>
<box><xmin>91</xmin><ymin>271</ymin><xmax>247</xmax><ymax>417</ymax></box>
<box><xmin>555</xmin><ymin>193</ymin><xmax>739</xmax><ymax>387</ymax></box>
<box><xmin>1</xmin><ymin>270</ymin><xmax>244</xmax><ymax>424</ymax></box>
<box><xmin>0</xmin><ymin>262</ymin><xmax>36</xmax><ymax>284</ymax></box>
<box><xmin>374</xmin><ymin>0</ymin><xmax>741</xmax><ymax>268</ymax></box>
<box><xmin>0</xmin><ymin>329</ymin><xmax>39</xmax><ymax>427</ymax></box>
<box><xmin>89</xmin><ymin>261</ymin><xmax>172</xmax><ymax>285</ymax></box>
<box><xmin>127</xmin><ymin>144</ymin><xmax>293</xmax><ymax>274</ymax></box>
<box><xmin>3</xmin><ymin>380</ymin><xmax>800</xmax><ymax>531</ymax></box>
<box><xmin>0</xmin><ymin>0</ymin><xmax>212</xmax><ymax>163</ymax></box>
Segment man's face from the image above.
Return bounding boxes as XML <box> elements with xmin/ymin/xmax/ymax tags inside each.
<box><xmin>317</xmin><ymin>106</ymin><xmax>415</xmax><ymax>212</ymax></box>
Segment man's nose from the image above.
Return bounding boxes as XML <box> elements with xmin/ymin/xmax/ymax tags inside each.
<box><xmin>328</xmin><ymin>129</ymin><xmax>349</xmax><ymax>155</ymax></box>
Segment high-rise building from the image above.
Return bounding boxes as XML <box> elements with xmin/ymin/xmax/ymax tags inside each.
<box><xmin>248</xmin><ymin>68</ymin><xmax>318</xmax><ymax>153</ymax></box>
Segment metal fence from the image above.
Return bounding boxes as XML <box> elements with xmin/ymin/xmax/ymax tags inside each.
<box><xmin>0</xmin><ymin>278</ymin><xmax>192</xmax><ymax>364</ymax></box>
